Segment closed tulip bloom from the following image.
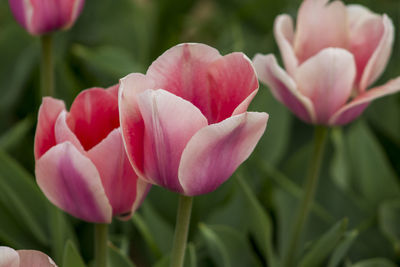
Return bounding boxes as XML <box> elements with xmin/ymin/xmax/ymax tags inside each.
<box><xmin>9</xmin><ymin>0</ymin><xmax>85</xmax><ymax>35</ymax></box>
<box><xmin>253</xmin><ymin>0</ymin><xmax>400</xmax><ymax>125</ymax></box>
<box><xmin>119</xmin><ymin>43</ymin><xmax>269</xmax><ymax>196</ymax></box>
<box><xmin>0</xmin><ymin>246</ymin><xmax>57</xmax><ymax>267</ymax></box>
<box><xmin>34</xmin><ymin>86</ymin><xmax>150</xmax><ymax>223</ymax></box>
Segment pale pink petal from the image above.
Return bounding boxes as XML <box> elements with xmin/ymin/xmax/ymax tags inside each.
<box><xmin>119</xmin><ymin>73</ymin><xmax>156</xmax><ymax>177</ymax></box>
<box><xmin>18</xmin><ymin>250</ymin><xmax>57</xmax><ymax>267</ymax></box>
<box><xmin>294</xmin><ymin>0</ymin><xmax>348</xmax><ymax>63</ymax></box>
<box><xmin>129</xmin><ymin>179</ymin><xmax>151</xmax><ymax>216</ymax></box>
<box><xmin>232</xmin><ymin>90</ymin><xmax>258</xmax><ymax>116</ymax></box>
<box><xmin>66</xmin><ymin>87</ymin><xmax>119</xmax><ymax>151</ymax></box>
<box><xmin>329</xmin><ymin>77</ymin><xmax>400</xmax><ymax>125</ymax></box>
<box><xmin>206</xmin><ymin>53</ymin><xmax>258</xmax><ymax>123</ymax></box>
<box><xmin>35</xmin><ymin>142</ymin><xmax>112</xmax><ymax>223</ymax></box>
<box><xmin>137</xmin><ymin>89</ymin><xmax>208</xmax><ymax>193</ymax></box>
<box><xmin>179</xmin><ymin>112</ymin><xmax>268</xmax><ymax>196</ymax></box>
<box><xmin>147</xmin><ymin>43</ymin><xmax>221</xmax><ymax>120</ymax></box>
<box><xmin>0</xmin><ymin>247</ymin><xmax>19</xmax><ymax>267</ymax></box>
<box><xmin>88</xmin><ymin>128</ymin><xmax>145</xmax><ymax>218</ymax></box>
<box><xmin>34</xmin><ymin>97</ymin><xmax>66</xmax><ymax>160</ymax></box>
<box><xmin>274</xmin><ymin>14</ymin><xmax>298</xmax><ymax>75</ymax></box>
<box><xmin>253</xmin><ymin>53</ymin><xmax>315</xmax><ymax>123</ymax></box>
<box><xmin>294</xmin><ymin>48</ymin><xmax>356</xmax><ymax>124</ymax></box>
<box><xmin>54</xmin><ymin>111</ymin><xmax>85</xmax><ymax>153</ymax></box>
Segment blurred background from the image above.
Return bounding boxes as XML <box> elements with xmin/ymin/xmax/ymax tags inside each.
<box><xmin>0</xmin><ymin>0</ymin><xmax>400</xmax><ymax>266</ymax></box>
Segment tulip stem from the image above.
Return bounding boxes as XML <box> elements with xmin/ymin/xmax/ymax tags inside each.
<box><xmin>95</xmin><ymin>224</ymin><xmax>108</xmax><ymax>267</ymax></box>
<box><xmin>284</xmin><ymin>126</ymin><xmax>329</xmax><ymax>267</ymax></box>
<box><xmin>40</xmin><ymin>34</ymin><xmax>54</xmax><ymax>97</ymax></box>
<box><xmin>171</xmin><ymin>195</ymin><xmax>193</xmax><ymax>267</ymax></box>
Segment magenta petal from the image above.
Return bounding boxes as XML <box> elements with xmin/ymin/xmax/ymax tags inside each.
<box><xmin>294</xmin><ymin>0</ymin><xmax>348</xmax><ymax>63</ymax></box>
<box><xmin>294</xmin><ymin>48</ymin><xmax>356</xmax><ymax>124</ymax></box>
<box><xmin>330</xmin><ymin>77</ymin><xmax>400</xmax><ymax>125</ymax></box>
<box><xmin>274</xmin><ymin>14</ymin><xmax>298</xmax><ymax>76</ymax></box>
<box><xmin>119</xmin><ymin>73</ymin><xmax>156</xmax><ymax>176</ymax></box>
<box><xmin>178</xmin><ymin>112</ymin><xmax>268</xmax><ymax>196</ymax></box>
<box><xmin>88</xmin><ymin>128</ymin><xmax>145</xmax><ymax>218</ymax></box>
<box><xmin>34</xmin><ymin>97</ymin><xmax>66</xmax><ymax>160</ymax></box>
<box><xmin>17</xmin><ymin>250</ymin><xmax>57</xmax><ymax>267</ymax></box>
<box><xmin>35</xmin><ymin>142</ymin><xmax>112</xmax><ymax>223</ymax></box>
<box><xmin>137</xmin><ymin>89</ymin><xmax>208</xmax><ymax>193</ymax></box>
<box><xmin>0</xmin><ymin>247</ymin><xmax>19</xmax><ymax>267</ymax></box>
<box><xmin>253</xmin><ymin>53</ymin><xmax>315</xmax><ymax>123</ymax></box>
<box><xmin>207</xmin><ymin>52</ymin><xmax>259</xmax><ymax>123</ymax></box>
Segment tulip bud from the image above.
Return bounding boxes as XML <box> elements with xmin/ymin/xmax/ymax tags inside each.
<box><xmin>8</xmin><ymin>0</ymin><xmax>85</xmax><ymax>35</ymax></box>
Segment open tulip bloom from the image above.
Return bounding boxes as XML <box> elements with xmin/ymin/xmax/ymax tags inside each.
<box><xmin>0</xmin><ymin>246</ymin><xmax>57</xmax><ymax>267</ymax></box>
<box><xmin>253</xmin><ymin>0</ymin><xmax>400</xmax><ymax>126</ymax></box>
<box><xmin>34</xmin><ymin>86</ymin><xmax>150</xmax><ymax>224</ymax></box>
<box><xmin>119</xmin><ymin>43</ymin><xmax>269</xmax><ymax>196</ymax></box>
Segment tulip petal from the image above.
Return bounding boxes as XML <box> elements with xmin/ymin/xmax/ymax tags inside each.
<box><xmin>119</xmin><ymin>73</ymin><xmax>156</xmax><ymax>176</ymax></box>
<box><xmin>137</xmin><ymin>89</ymin><xmax>208</xmax><ymax>193</ymax></box>
<box><xmin>179</xmin><ymin>112</ymin><xmax>268</xmax><ymax>196</ymax></box>
<box><xmin>35</xmin><ymin>142</ymin><xmax>112</xmax><ymax>223</ymax></box>
<box><xmin>9</xmin><ymin>0</ymin><xmax>28</xmax><ymax>31</ymax></box>
<box><xmin>274</xmin><ymin>14</ymin><xmax>298</xmax><ymax>76</ymax></box>
<box><xmin>253</xmin><ymin>53</ymin><xmax>315</xmax><ymax>123</ymax></box>
<box><xmin>147</xmin><ymin>43</ymin><xmax>221</xmax><ymax>119</ymax></box>
<box><xmin>67</xmin><ymin>87</ymin><xmax>119</xmax><ymax>151</ymax></box>
<box><xmin>0</xmin><ymin>247</ymin><xmax>19</xmax><ymax>267</ymax></box>
<box><xmin>206</xmin><ymin>52</ymin><xmax>259</xmax><ymax>123</ymax></box>
<box><xmin>294</xmin><ymin>48</ymin><xmax>356</xmax><ymax>124</ymax></box>
<box><xmin>34</xmin><ymin>97</ymin><xmax>66</xmax><ymax>160</ymax></box>
<box><xmin>329</xmin><ymin>77</ymin><xmax>400</xmax><ymax>125</ymax></box>
<box><xmin>294</xmin><ymin>0</ymin><xmax>348</xmax><ymax>63</ymax></box>
<box><xmin>129</xmin><ymin>179</ymin><xmax>151</xmax><ymax>216</ymax></box>
<box><xmin>55</xmin><ymin>111</ymin><xmax>85</xmax><ymax>153</ymax></box>
<box><xmin>18</xmin><ymin>250</ymin><xmax>57</xmax><ymax>267</ymax></box>
<box><xmin>88</xmin><ymin>128</ymin><xmax>142</xmax><ymax>218</ymax></box>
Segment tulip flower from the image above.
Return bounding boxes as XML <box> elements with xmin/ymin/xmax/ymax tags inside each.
<box><xmin>0</xmin><ymin>246</ymin><xmax>57</xmax><ymax>267</ymax></box>
<box><xmin>8</xmin><ymin>0</ymin><xmax>85</xmax><ymax>36</ymax></box>
<box><xmin>34</xmin><ymin>85</ymin><xmax>150</xmax><ymax>224</ymax></box>
<box><xmin>253</xmin><ymin>0</ymin><xmax>400</xmax><ymax>125</ymax></box>
<box><xmin>119</xmin><ymin>43</ymin><xmax>269</xmax><ymax>196</ymax></box>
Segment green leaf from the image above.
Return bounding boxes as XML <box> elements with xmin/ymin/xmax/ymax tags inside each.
<box><xmin>351</xmin><ymin>258</ymin><xmax>398</xmax><ymax>267</ymax></box>
<box><xmin>0</xmin><ymin>116</ymin><xmax>34</xmax><ymax>151</ymax></box>
<box><xmin>299</xmin><ymin>219</ymin><xmax>348</xmax><ymax>267</ymax></box>
<box><xmin>62</xmin><ymin>240</ymin><xmax>87</xmax><ymax>267</ymax></box>
<box><xmin>108</xmin><ymin>244</ymin><xmax>136</xmax><ymax>267</ymax></box>
<box><xmin>327</xmin><ymin>230</ymin><xmax>358</xmax><ymax>267</ymax></box>
<box><xmin>379</xmin><ymin>199</ymin><xmax>400</xmax><ymax>254</ymax></box>
<box><xmin>132</xmin><ymin>213</ymin><xmax>163</xmax><ymax>259</ymax></box>
<box><xmin>330</xmin><ymin>127</ymin><xmax>351</xmax><ymax>191</ymax></box>
<box><xmin>199</xmin><ymin>223</ymin><xmax>261</xmax><ymax>267</ymax></box>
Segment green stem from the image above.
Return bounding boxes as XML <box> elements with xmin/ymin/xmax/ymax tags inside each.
<box><xmin>170</xmin><ymin>195</ymin><xmax>193</xmax><ymax>267</ymax></box>
<box><xmin>284</xmin><ymin>126</ymin><xmax>329</xmax><ymax>267</ymax></box>
<box><xmin>40</xmin><ymin>34</ymin><xmax>54</xmax><ymax>96</ymax></box>
<box><xmin>95</xmin><ymin>224</ymin><xmax>108</xmax><ymax>267</ymax></box>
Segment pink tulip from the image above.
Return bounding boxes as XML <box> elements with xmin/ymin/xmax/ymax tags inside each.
<box><xmin>253</xmin><ymin>0</ymin><xmax>400</xmax><ymax>125</ymax></box>
<box><xmin>9</xmin><ymin>0</ymin><xmax>85</xmax><ymax>35</ymax></box>
<box><xmin>34</xmin><ymin>85</ymin><xmax>150</xmax><ymax>223</ymax></box>
<box><xmin>119</xmin><ymin>43</ymin><xmax>269</xmax><ymax>196</ymax></box>
<box><xmin>0</xmin><ymin>246</ymin><xmax>57</xmax><ymax>267</ymax></box>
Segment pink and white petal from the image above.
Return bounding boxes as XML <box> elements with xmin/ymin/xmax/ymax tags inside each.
<box><xmin>137</xmin><ymin>89</ymin><xmax>208</xmax><ymax>193</ymax></box>
<box><xmin>119</xmin><ymin>73</ymin><xmax>156</xmax><ymax>176</ymax></box>
<box><xmin>206</xmin><ymin>52</ymin><xmax>259</xmax><ymax>123</ymax></box>
<box><xmin>128</xmin><ymin>179</ymin><xmax>151</xmax><ymax>218</ymax></box>
<box><xmin>66</xmin><ymin>87</ymin><xmax>119</xmax><ymax>151</ymax></box>
<box><xmin>34</xmin><ymin>97</ymin><xmax>66</xmax><ymax>160</ymax></box>
<box><xmin>329</xmin><ymin>77</ymin><xmax>400</xmax><ymax>125</ymax></box>
<box><xmin>35</xmin><ymin>142</ymin><xmax>112</xmax><ymax>223</ymax></box>
<box><xmin>294</xmin><ymin>0</ymin><xmax>348</xmax><ymax>63</ymax></box>
<box><xmin>146</xmin><ymin>43</ymin><xmax>221</xmax><ymax>117</ymax></box>
<box><xmin>88</xmin><ymin>128</ymin><xmax>142</xmax><ymax>218</ymax></box>
<box><xmin>358</xmin><ymin>14</ymin><xmax>394</xmax><ymax>92</ymax></box>
<box><xmin>294</xmin><ymin>48</ymin><xmax>356</xmax><ymax>124</ymax></box>
<box><xmin>179</xmin><ymin>112</ymin><xmax>268</xmax><ymax>196</ymax></box>
<box><xmin>232</xmin><ymin>90</ymin><xmax>258</xmax><ymax>116</ymax></box>
<box><xmin>17</xmin><ymin>250</ymin><xmax>57</xmax><ymax>267</ymax></box>
<box><xmin>63</xmin><ymin>0</ymin><xmax>85</xmax><ymax>30</ymax></box>
<box><xmin>253</xmin><ymin>53</ymin><xmax>315</xmax><ymax>123</ymax></box>
<box><xmin>274</xmin><ymin>14</ymin><xmax>298</xmax><ymax>75</ymax></box>
<box><xmin>0</xmin><ymin>247</ymin><xmax>19</xmax><ymax>267</ymax></box>
<box><xmin>54</xmin><ymin>111</ymin><xmax>85</xmax><ymax>153</ymax></box>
